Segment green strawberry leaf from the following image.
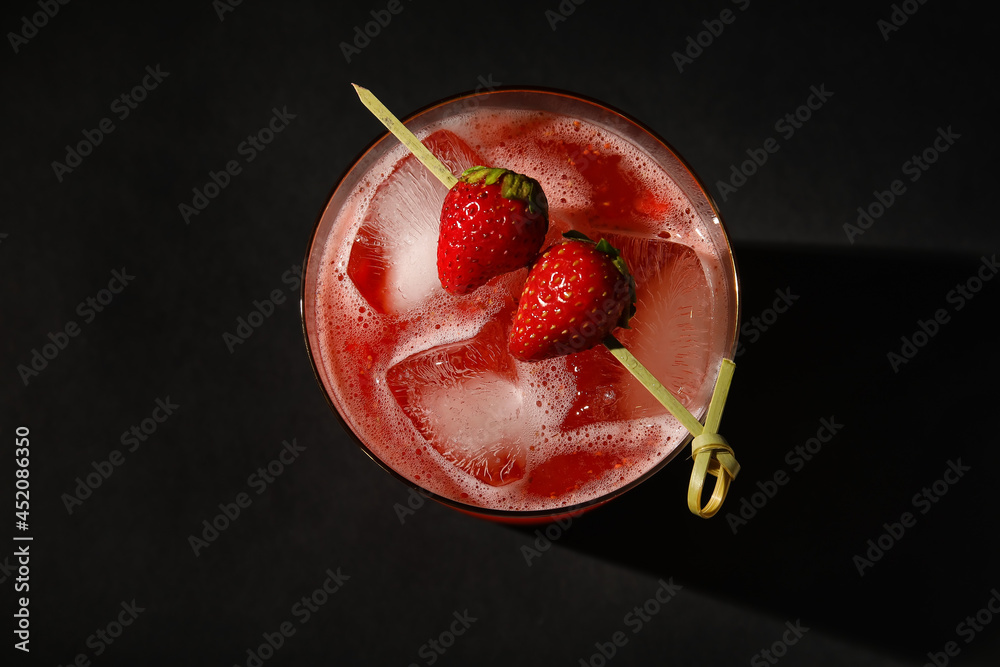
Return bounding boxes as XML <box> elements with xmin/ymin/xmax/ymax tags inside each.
<box><xmin>461</xmin><ymin>166</ymin><xmax>548</xmax><ymax>216</ymax></box>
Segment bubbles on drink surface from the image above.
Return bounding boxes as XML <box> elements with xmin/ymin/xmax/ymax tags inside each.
<box><xmin>315</xmin><ymin>108</ymin><xmax>727</xmax><ymax>511</ymax></box>
<box><xmin>475</xmin><ymin>112</ymin><xmax>682</xmax><ymax>238</ymax></box>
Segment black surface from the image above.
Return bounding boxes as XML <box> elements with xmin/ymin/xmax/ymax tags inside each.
<box><xmin>2</xmin><ymin>1</ymin><xmax>997</xmax><ymax>665</ymax></box>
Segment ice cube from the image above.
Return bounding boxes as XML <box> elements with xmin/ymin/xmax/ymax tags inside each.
<box><xmin>386</xmin><ymin>321</ymin><xmax>527</xmax><ymax>486</ymax></box>
<box><xmin>562</xmin><ymin>236</ymin><xmax>714</xmax><ymax>429</ymax></box>
<box><xmin>347</xmin><ymin>130</ymin><xmax>484</xmax><ymax>315</ymax></box>
<box><xmin>622</xmin><ymin>236</ymin><xmax>714</xmax><ymax>411</ymax></box>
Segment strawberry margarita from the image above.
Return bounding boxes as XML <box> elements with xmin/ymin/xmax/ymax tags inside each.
<box><xmin>302</xmin><ymin>89</ymin><xmax>739</xmax><ymax>519</ymax></box>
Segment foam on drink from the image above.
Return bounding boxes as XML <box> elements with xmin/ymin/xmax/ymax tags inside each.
<box><xmin>312</xmin><ymin>104</ymin><xmax>730</xmax><ymax>512</ymax></box>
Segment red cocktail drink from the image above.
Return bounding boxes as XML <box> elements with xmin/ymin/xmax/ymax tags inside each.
<box><xmin>303</xmin><ymin>89</ymin><xmax>739</xmax><ymax>521</ymax></box>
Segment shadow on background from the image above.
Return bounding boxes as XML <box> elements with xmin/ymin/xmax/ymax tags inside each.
<box><xmin>516</xmin><ymin>243</ymin><xmax>1000</xmax><ymax>662</ymax></box>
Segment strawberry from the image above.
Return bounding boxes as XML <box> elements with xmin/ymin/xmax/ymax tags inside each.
<box><xmin>509</xmin><ymin>232</ymin><xmax>636</xmax><ymax>361</ymax></box>
<box><xmin>438</xmin><ymin>166</ymin><xmax>548</xmax><ymax>294</ymax></box>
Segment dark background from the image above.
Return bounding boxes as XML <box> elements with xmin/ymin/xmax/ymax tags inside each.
<box><xmin>2</xmin><ymin>0</ymin><xmax>997</xmax><ymax>665</ymax></box>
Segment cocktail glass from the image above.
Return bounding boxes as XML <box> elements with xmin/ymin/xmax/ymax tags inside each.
<box><xmin>302</xmin><ymin>88</ymin><xmax>739</xmax><ymax>523</ymax></box>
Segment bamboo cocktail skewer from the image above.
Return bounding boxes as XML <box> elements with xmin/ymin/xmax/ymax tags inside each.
<box><xmin>353</xmin><ymin>84</ymin><xmax>457</xmax><ymax>189</ymax></box>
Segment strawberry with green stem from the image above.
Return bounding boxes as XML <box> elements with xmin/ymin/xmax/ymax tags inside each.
<box><xmin>438</xmin><ymin>166</ymin><xmax>548</xmax><ymax>295</ymax></box>
<box><xmin>509</xmin><ymin>232</ymin><xmax>635</xmax><ymax>361</ymax></box>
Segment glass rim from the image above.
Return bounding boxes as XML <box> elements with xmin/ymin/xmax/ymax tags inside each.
<box><xmin>301</xmin><ymin>85</ymin><xmax>741</xmax><ymax>521</ymax></box>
